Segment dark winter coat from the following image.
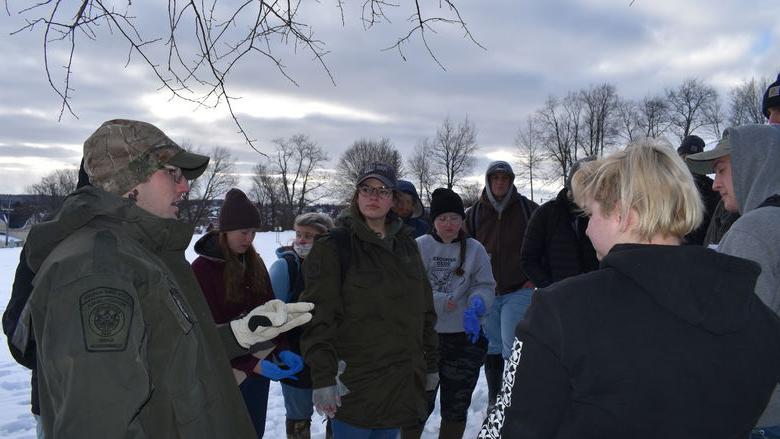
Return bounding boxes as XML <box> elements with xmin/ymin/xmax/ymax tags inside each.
<box><xmin>704</xmin><ymin>199</ymin><xmax>741</xmax><ymax>247</ymax></box>
<box><xmin>397</xmin><ymin>180</ymin><xmax>430</xmax><ymax>239</ymax></box>
<box><xmin>2</xmin><ymin>246</ymin><xmax>39</xmax><ymax>415</ymax></box>
<box><xmin>465</xmin><ymin>187</ymin><xmax>538</xmax><ymax>294</ymax></box>
<box><xmin>481</xmin><ymin>244</ymin><xmax>780</xmax><ymax>439</ymax></box>
<box><xmin>684</xmin><ymin>173</ymin><xmax>721</xmax><ymax>246</ymax></box>
<box><xmin>192</xmin><ymin>231</ymin><xmax>277</xmax><ymax>379</ymax></box>
<box><xmin>300</xmin><ymin>207</ymin><xmax>438</xmax><ymax>429</ymax></box>
<box><xmin>25</xmin><ymin>186</ymin><xmax>257</xmax><ymax>439</ymax></box>
<box><xmin>519</xmin><ymin>188</ymin><xmax>599</xmax><ymax>288</ymax></box>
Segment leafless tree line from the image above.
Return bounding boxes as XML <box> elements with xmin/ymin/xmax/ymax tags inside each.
<box><xmin>24</xmin><ymin>74</ymin><xmax>772</xmax><ymax>223</ymax></box>
<box><xmin>514</xmin><ymin>76</ymin><xmax>772</xmax><ymax>200</ymax></box>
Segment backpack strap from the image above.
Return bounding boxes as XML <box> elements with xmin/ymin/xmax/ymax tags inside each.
<box><xmin>757</xmin><ymin>194</ymin><xmax>780</xmax><ymax>209</ymax></box>
<box><xmin>328</xmin><ymin>227</ymin><xmax>352</xmax><ymax>282</ymax></box>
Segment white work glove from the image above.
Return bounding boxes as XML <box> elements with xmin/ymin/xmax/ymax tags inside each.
<box><xmin>230</xmin><ymin>300</ymin><xmax>314</xmax><ymax>348</ymax></box>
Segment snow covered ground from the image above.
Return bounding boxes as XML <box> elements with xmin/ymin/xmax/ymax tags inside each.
<box><xmin>0</xmin><ymin>231</ymin><xmax>489</xmax><ymax>438</ymax></box>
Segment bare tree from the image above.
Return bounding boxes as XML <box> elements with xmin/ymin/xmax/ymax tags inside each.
<box><xmin>703</xmin><ymin>96</ymin><xmax>726</xmax><ymax>140</ymax></box>
<box><xmin>430</xmin><ymin>116</ymin><xmax>479</xmax><ymax>189</ymax></box>
<box><xmin>407</xmin><ymin>139</ymin><xmax>435</xmax><ymax>205</ymax></box>
<box><xmin>181</xmin><ymin>146</ymin><xmax>238</xmax><ymax>227</ymax></box>
<box><xmin>536</xmin><ymin>96</ymin><xmax>575</xmax><ymax>184</ymax></box>
<box><xmin>457</xmin><ymin>181</ymin><xmax>483</xmax><ymax>209</ymax></box>
<box><xmin>269</xmin><ymin>134</ymin><xmax>329</xmax><ymax>227</ymax></box>
<box><xmin>615</xmin><ymin>98</ymin><xmax>641</xmax><ymax>143</ymax></box>
<box><xmin>666</xmin><ymin>78</ymin><xmax>719</xmax><ymax>141</ymax></box>
<box><xmin>637</xmin><ymin>95</ymin><xmax>671</xmax><ymax>138</ymax></box>
<box><xmin>27</xmin><ymin>168</ymin><xmax>79</xmax><ymax>216</ymax></box>
<box><xmin>514</xmin><ymin>116</ymin><xmax>547</xmax><ymax>202</ymax></box>
<box><xmin>729</xmin><ymin>77</ymin><xmax>771</xmax><ymax>127</ymax></box>
<box><xmin>580</xmin><ymin>83</ymin><xmax>619</xmax><ymax>157</ymax></box>
<box><xmin>11</xmin><ymin>1</ymin><xmax>480</xmax><ymax>152</ymax></box>
<box><xmin>250</xmin><ymin>162</ymin><xmax>285</xmax><ymax>231</ymax></box>
<box><xmin>335</xmin><ymin>138</ymin><xmax>404</xmax><ymax>201</ymax></box>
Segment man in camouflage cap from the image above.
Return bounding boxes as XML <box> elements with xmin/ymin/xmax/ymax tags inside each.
<box><xmin>23</xmin><ymin>119</ymin><xmax>313</xmax><ymax>438</ymax></box>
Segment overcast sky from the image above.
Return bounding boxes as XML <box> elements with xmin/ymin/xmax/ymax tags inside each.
<box><xmin>0</xmin><ymin>0</ymin><xmax>778</xmax><ymax>197</ymax></box>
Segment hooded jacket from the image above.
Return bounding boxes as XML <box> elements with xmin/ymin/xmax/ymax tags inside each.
<box><xmin>482</xmin><ymin>244</ymin><xmax>780</xmax><ymax>439</ymax></box>
<box><xmin>25</xmin><ymin>186</ymin><xmax>256</xmax><ymax>439</ymax></box>
<box><xmin>191</xmin><ymin>231</ymin><xmax>277</xmax><ymax>381</ymax></box>
<box><xmin>716</xmin><ymin>124</ymin><xmax>780</xmax><ymax>427</ymax></box>
<box><xmin>300</xmin><ymin>206</ymin><xmax>438</xmax><ymax>429</ymax></box>
<box><xmin>396</xmin><ymin>180</ymin><xmax>430</xmax><ymax>239</ymax></box>
<box><xmin>520</xmin><ymin>188</ymin><xmax>599</xmax><ymax>288</ymax></box>
<box><xmin>465</xmin><ymin>168</ymin><xmax>538</xmax><ymax>294</ymax></box>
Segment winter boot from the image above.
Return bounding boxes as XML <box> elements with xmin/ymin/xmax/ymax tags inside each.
<box><xmin>438</xmin><ymin>420</ymin><xmax>467</xmax><ymax>439</ymax></box>
<box><xmin>484</xmin><ymin>354</ymin><xmax>504</xmax><ymax>411</ymax></box>
<box><xmin>285</xmin><ymin>418</ymin><xmax>311</xmax><ymax>439</ymax></box>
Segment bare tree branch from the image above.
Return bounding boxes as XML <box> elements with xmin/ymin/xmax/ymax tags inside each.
<box><xmin>11</xmin><ymin>0</ymin><xmax>480</xmax><ymax>152</ymax></box>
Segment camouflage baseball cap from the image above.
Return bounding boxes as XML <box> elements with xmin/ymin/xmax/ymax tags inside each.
<box><xmin>83</xmin><ymin>119</ymin><xmax>209</xmax><ymax>195</ymax></box>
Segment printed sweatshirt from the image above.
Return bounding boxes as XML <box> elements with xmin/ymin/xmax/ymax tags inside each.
<box><xmin>416</xmin><ymin>233</ymin><xmax>496</xmax><ymax>333</ymax></box>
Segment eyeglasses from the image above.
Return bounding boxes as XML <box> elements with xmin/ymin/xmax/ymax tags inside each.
<box><xmin>162</xmin><ymin>165</ymin><xmax>185</xmax><ymax>184</ymax></box>
<box><xmin>358</xmin><ymin>185</ymin><xmax>393</xmax><ymax>199</ymax></box>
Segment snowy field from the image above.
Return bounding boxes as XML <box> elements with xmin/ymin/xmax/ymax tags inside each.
<box><xmin>0</xmin><ymin>231</ymin><xmax>489</xmax><ymax>438</ymax></box>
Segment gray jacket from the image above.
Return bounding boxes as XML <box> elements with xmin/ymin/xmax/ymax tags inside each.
<box><xmin>717</xmin><ymin>124</ymin><xmax>780</xmax><ymax>427</ymax></box>
<box><xmin>416</xmin><ymin>234</ymin><xmax>496</xmax><ymax>333</ymax></box>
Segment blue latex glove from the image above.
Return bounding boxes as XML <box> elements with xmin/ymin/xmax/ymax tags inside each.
<box><xmin>259</xmin><ymin>350</ymin><xmax>304</xmax><ymax>381</ymax></box>
<box><xmin>463</xmin><ymin>296</ymin><xmax>486</xmax><ymax>344</ymax></box>
<box><xmin>279</xmin><ymin>350</ymin><xmax>304</xmax><ymax>375</ymax></box>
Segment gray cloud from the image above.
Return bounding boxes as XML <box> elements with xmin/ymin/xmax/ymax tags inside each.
<box><xmin>1</xmin><ymin>0</ymin><xmax>779</xmax><ymax>196</ymax></box>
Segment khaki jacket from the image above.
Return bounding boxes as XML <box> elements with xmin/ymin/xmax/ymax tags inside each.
<box><xmin>26</xmin><ymin>187</ymin><xmax>256</xmax><ymax>439</ymax></box>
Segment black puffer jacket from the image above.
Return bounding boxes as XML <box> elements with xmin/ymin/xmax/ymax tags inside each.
<box><xmin>482</xmin><ymin>244</ymin><xmax>780</xmax><ymax>439</ymax></box>
<box><xmin>519</xmin><ymin>188</ymin><xmax>599</xmax><ymax>288</ymax></box>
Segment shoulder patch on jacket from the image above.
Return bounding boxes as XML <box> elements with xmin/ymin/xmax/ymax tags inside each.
<box><xmin>79</xmin><ymin>287</ymin><xmax>134</xmax><ymax>352</ymax></box>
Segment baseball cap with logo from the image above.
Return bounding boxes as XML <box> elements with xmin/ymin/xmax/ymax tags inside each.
<box><xmin>685</xmin><ymin>131</ymin><xmax>731</xmax><ymax>175</ymax></box>
<box><xmin>83</xmin><ymin>119</ymin><xmax>209</xmax><ymax>195</ymax></box>
<box><xmin>357</xmin><ymin>162</ymin><xmax>398</xmax><ymax>189</ymax></box>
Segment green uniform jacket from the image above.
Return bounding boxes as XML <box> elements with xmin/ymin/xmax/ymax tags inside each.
<box><xmin>300</xmin><ymin>208</ymin><xmax>438</xmax><ymax>429</ymax></box>
<box><xmin>25</xmin><ymin>187</ymin><xmax>256</xmax><ymax>439</ymax></box>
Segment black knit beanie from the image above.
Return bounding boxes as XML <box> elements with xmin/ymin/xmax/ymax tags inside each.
<box><xmin>763</xmin><ymin>73</ymin><xmax>780</xmax><ymax>118</ymax></box>
<box><xmin>677</xmin><ymin>135</ymin><xmax>705</xmax><ymax>156</ymax></box>
<box><xmin>218</xmin><ymin>188</ymin><xmax>261</xmax><ymax>231</ymax></box>
<box><xmin>429</xmin><ymin>188</ymin><xmax>465</xmax><ymax>221</ymax></box>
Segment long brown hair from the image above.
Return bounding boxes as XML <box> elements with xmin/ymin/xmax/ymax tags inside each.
<box><xmin>218</xmin><ymin>233</ymin><xmax>268</xmax><ymax>304</ymax></box>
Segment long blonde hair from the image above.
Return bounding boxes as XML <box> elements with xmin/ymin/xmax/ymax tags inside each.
<box><xmin>571</xmin><ymin>138</ymin><xmax>703</xmax><ymax>242</ymax></box>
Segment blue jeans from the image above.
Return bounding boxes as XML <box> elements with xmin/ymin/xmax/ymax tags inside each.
<box><xmin>239</xmin><ymin>375</ymin><xmax>270</xmax><ymax>438</ymax></box>
<box><xmin>484</xmin><ymin>288</ymin><xmax>534</xmax><ymax>359</ymax></box>
<box><xmin>281</xmin><ymin>383</ymin><xmax>314</xmax><ymax>420</ymax></box>
<box><xmin>751</xmin><ymin>426</ymin><xmax>780</xmax><ymax>438</ymax></box>
<box><xmin>331</xmin><ymin>419</ymin><xmax>399</xmax><ymax>439</ymax></box>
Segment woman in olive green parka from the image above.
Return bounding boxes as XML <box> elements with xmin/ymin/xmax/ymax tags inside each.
<box><xmin>300</xmin><ymin>163</ymin><xmax>438</xmax><ymax>437</ymax></box>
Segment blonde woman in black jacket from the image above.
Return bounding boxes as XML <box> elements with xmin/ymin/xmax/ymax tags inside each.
<box><xmin>479</xmin><ymin>139</ymin><xmax>780</xmax><ymax>439</ymax></box>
